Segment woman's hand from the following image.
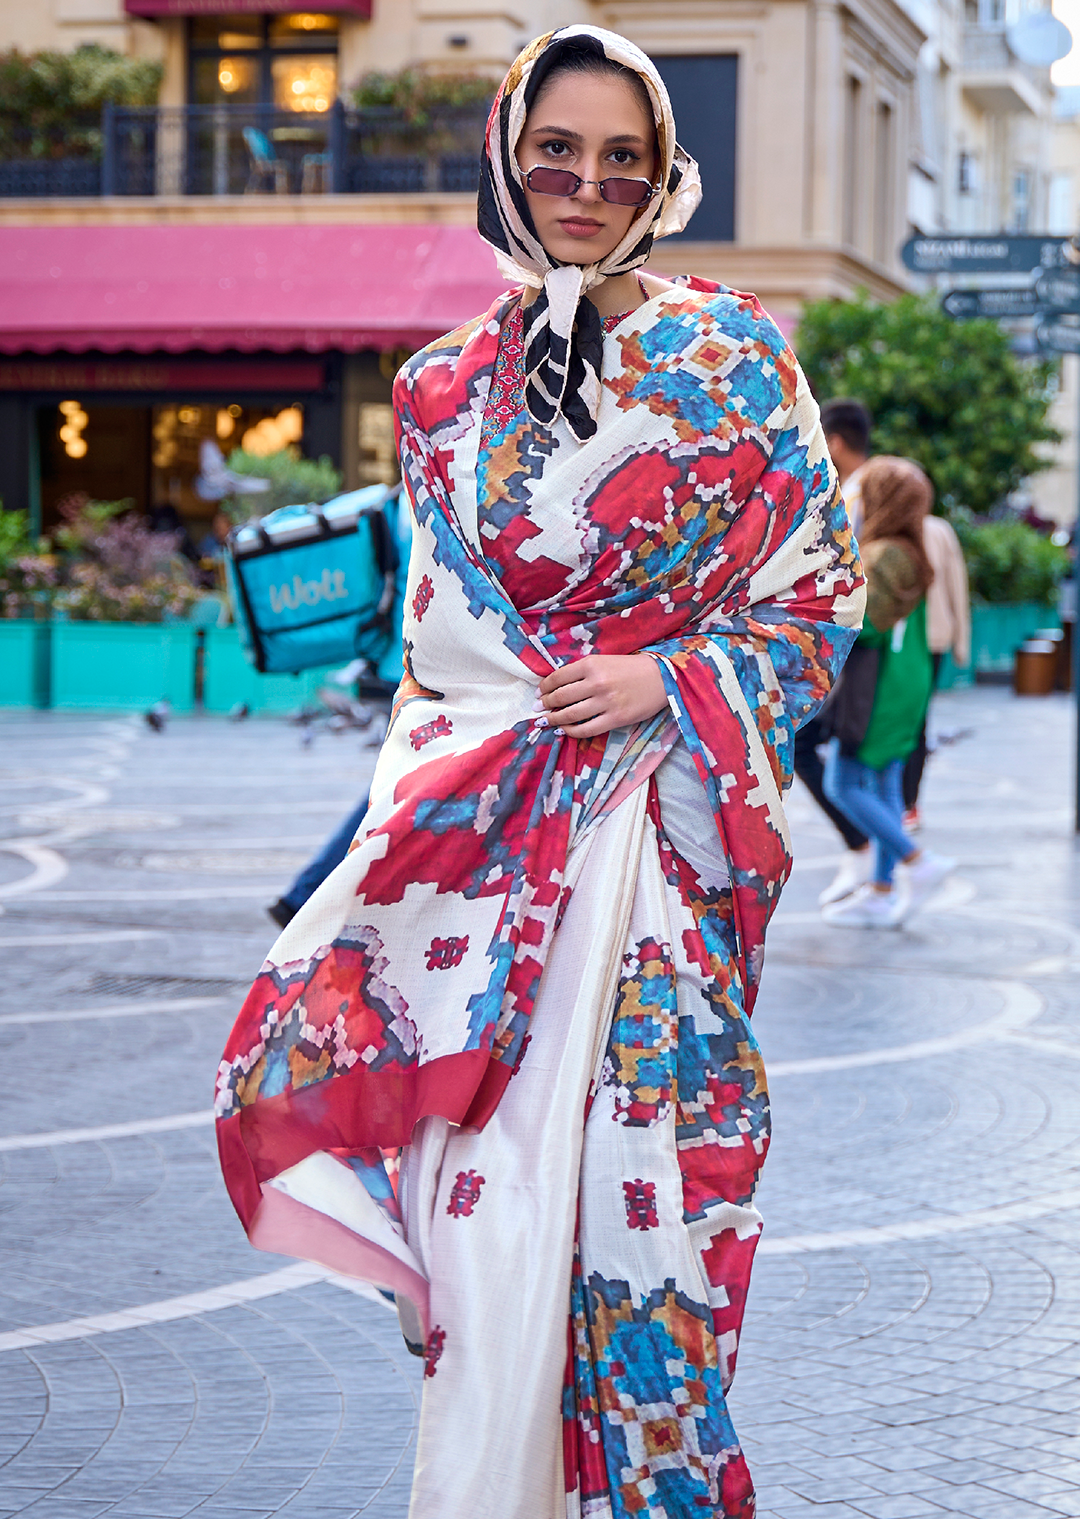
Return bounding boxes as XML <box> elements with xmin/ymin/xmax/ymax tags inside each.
<box><xmin>537</xmin><ymin>654</ymin><xmax>670</xmax><ymax>738</ymax></box>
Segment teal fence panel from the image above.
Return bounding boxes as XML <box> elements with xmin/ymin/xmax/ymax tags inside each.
<box><xmin>49</xmin><ymin>622</ymin><xmax>197</xmax><ymax>712</ymax></box>
<box><xmin>0</xmin><ymin>621</ymin><xmax>50</xmax><ymax>708</ymax></box>
<box><xmin>936</xmin><ymin>601</ymin><xmax>1060</xmax><ymax>690</ymax></box>
<box><xmin>201</xmin><ymin>625</ymin><xmax>342</xmax><ymax>714</ymax></box>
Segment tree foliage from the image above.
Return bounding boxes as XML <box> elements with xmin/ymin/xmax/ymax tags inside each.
<box><xmin>794</xmin><ymin>291</ymin><xmax>1060</xmax><ymax>515</ymax></box>
<box><xmin>223</xmin><ymin>449</ymin><xmax>343</xmax><ymax>520</ymax></box>
<box><xmin>952</xmin><ymin>513</ymin><xmax>1069</xmax><ymax>605</ymax></box>
<box><xmin>351</xmin><ymin>68</ymin><xmax>495</xmax><ymax>121</ymax></box>
<box><xmin>0</xmin><ymin>44</ymin><xmax>163</xmax><ymax>160</ymax></box>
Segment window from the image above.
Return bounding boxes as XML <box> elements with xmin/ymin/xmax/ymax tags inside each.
<box><xmin>648</xmin><ymin>56</ymin><xmax>738</xmax><ymax>241</ymax></box>
<box><xmin>1012</xmin><ymin>167</ymin><xmax>1031</xmax><ymax>231</ymax></box>
<box><xmin>874</xmin><ymin>102</ymin><xmax>893</xmax><ymax>263</ymax></box>
<box><xmin>958</xmin><ymin>150</ymin><xmax>974</xmax><ymax>194</ymax></box>
<box><xmin>843</xmin><ymin>76</ymin><xmax>862</xmax><ymax>248</ymax></box>
<box><xmin>188</xmin><ymin>14</ymin><xmax>340</xmax><ymax>110</ymax></box>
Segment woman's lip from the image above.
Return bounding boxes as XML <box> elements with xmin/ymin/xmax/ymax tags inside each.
<box><xmin>557</xmin><ymin>218</ymin><xmax>605</xmax><ymax>237</ymax></box>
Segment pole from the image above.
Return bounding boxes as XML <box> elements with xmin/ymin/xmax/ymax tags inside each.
<box><xmin>1074</xmin><ymin>360</ymin><xmax>1080</xmax><ymax>832</ymax></box>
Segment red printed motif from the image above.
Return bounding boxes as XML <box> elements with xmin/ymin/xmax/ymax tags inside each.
<box><xmin>410</xmin><ymin>714</ymin><xmax>453</xmax><ymax>750</ymax></box>
<box><xmin>423</xmin><ymin>1325</ymin><xmax>445</xmax><ymax>1378</ymax></box>
<box><xmin>425</xmin><ymin>935</ymin><xmax>469</xmax><ymax>970</ymax></box>
<box><xmin>446</xmin><ymin>1169</ymin><xmax>485</xmax><ymax>1217</ymax></box>
<box><xmin>623</xmin><ymin>1178</ymin><xmax>659</xmax><ymax>1231</ymax></box>
<box><xmin>412</xmin><ymin>574</ymin><xmax>434</xmax><ymax>620</ymax></box>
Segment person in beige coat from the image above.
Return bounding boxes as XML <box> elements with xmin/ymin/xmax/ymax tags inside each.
<box><xmin>902</xmin><ymin>512</ymin><xmax>971</xmax><ymax>819</ymax></box>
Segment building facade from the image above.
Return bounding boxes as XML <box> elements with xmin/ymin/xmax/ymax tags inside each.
<box><xmin>0</xmin><ymin>0</ymin><xmax>1072</xmax><ymax>529</ymax></box>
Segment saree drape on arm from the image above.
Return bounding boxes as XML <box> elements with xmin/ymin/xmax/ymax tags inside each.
<box><xmin>216</xmin><ymin>278</ymin><xmax>864</xmax><ymax>1519</ymax></box>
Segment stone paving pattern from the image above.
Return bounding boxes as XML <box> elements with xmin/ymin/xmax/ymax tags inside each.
<box><xmin>0</xmin><ymin>687</ymin><xmax>1078</xmax><ymax>1518</ymax></box>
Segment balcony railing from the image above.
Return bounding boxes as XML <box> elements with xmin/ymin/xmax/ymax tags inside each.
<box><xmin>961</xmin><ymin>24</ymin><xmax>1048</xmax><ymax>88</ymax></box>
<box><xmin>0</xmin><ymin>100</ymin><xmax>488</xmax><ymax>199</ymax></box>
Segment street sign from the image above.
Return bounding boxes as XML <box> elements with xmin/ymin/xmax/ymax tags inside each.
<box><xmin>1035</xmin><ymin>315</ymin><xmax>1080</xmax><ymax>354</ymax></box>
<box><xmin>1035</xmin><ymin>268</ymin><xmax>1080</xmax><ymax>311</ymax></box>
<box><xmin>901</xmin><ymin>235</ymin><xmax>1078</xmax><ymax>274</ymax></box>
<box><xmin>940</xmin><ymin>288</ymin><xmax>1040</xmax><ymax>319</ymax></box>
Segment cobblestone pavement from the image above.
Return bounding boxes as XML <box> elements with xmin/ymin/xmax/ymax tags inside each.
<box><xmin>0</xmin><ymin>686</ymin><xmax>1078</xmax><ymax>1519</ymax></box>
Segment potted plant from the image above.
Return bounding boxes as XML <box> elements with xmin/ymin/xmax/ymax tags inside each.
<box><xmin>945</xmin><ymin>514</ymin><xmax>1070</xmax><ymax>683</ymax></box>
<box><xmin>45</xmin><ymin>495</ymin><xmax>202</xmax><ymax>711</ymax></box>
<box><xmin>0</xmin><ymin>507</ymin><xmax>56</xmax><ymax>706</ymax></box>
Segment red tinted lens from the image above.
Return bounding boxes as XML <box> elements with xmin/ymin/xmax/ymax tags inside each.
<box><xmin>526</xmin><ymin>166</ymin><xmax>581</xmax><ymax>197</ymax></box>
<box><xmin>600</xmin><ymin>177</ymin><xmax>653</xmax><ymax>207</ymax></box>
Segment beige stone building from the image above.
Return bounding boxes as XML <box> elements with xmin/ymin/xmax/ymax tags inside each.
<box><xmin>0</xmin><ymin>0</ymin><xmax>1073</xmax><ymax>525</ymax></box>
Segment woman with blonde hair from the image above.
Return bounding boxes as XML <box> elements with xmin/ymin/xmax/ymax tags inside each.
<box><xmin>217</xmin><ymin>26</ymin><xmax>863</xmax><ymax>1517</ymax></box>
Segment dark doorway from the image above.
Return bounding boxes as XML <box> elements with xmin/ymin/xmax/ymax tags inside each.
<box><xmin>650</xmin><ymin>56</ymin><xmax>738</xmax><ymax>241</ymax></box>
<box><xmin>40</xmin><ymin>403</ymin><xmax>151</xmax><ymax>531</ymax></box>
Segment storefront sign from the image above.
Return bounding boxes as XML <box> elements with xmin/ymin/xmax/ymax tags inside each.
<box><xmin>125</xmin><ymin>0</ymin><xmax>371</xmax><ymax>15</ymax></box>
<box><xmin>0</xmin><ymin>359</ymin><xmax>326</xmax><ymax>393</ymax></box>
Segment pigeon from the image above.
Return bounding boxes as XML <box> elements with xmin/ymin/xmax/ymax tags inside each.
<box><xmin>145</xmin><ymin>699</ymin><xmax>170</xmax><ymax>733</ymax></box>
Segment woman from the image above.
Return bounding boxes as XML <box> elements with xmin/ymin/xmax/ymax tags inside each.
<box><xmin>217</xmin><ymin>26</ymin><xmax>863</xmax><ymax>1518</ymax></box>
<box><xmin>822</xmin><ymin>456</ymin><xmax>954</xmax><ymax>928</ymax></box>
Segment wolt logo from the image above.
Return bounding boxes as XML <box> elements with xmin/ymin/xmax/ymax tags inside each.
<box><xmin>268</xmin><ymin>568</ymin><xmax>348</xmax><ymax>615</ymax></box>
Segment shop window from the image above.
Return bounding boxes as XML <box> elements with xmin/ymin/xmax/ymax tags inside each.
<box><xmin>359</xmin><ymin>402</ymin><xmax>398</xmax><ymax>485</ymax></box>
<box><xmin>151</xmin><ymin>401</ymin><xmax>306</xmax><ymax>535</ymax></box>
<box><xmin>40</xmin><ymin>403</ymin><xmax>151</xmax><ymax>531</ymax></box>
<box><xmin>189</xmin><ymin>14</ymin><xmax>339</xmax><ymax>110</ymax></box>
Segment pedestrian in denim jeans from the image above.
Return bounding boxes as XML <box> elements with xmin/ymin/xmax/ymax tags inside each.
<box><xmin>821</xmin><ymin>457</ymin><xmax>956</xmax><ymax>927</ymax></box>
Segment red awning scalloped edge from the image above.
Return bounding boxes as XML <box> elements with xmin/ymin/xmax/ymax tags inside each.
<box><xmin>0</xmin><ymin>328</ymin><xmax>454</xmax><ymax>357</ymax></box>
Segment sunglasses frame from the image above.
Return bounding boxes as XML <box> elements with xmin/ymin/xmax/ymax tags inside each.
<box><xmin>523</xmin><ymin>164</ymin><xmax>659</xmax><ymax>209</ymax></box>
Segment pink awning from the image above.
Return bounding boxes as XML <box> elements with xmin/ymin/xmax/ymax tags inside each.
<box><xmin>0</xmin><ymin>223</ymin><xmax>507</xmax><ymax>356</ymax></box>
<box><xmin>126</xmin><ymin>1</ymin><xmax>371</xmax><ymax>15</ymax></box>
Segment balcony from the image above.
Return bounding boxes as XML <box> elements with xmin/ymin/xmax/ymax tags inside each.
<box><xmin>960</xmin><ymin>25</ymin><xmax>1047</xmax><ymax>114</ymax></box>
<box><xmin>0</xmin><ymin>101</ymin><xmax>488</xmax><ymax>200</ymax></box>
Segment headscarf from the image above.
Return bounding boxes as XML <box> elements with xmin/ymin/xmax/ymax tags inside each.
<box><xmin>477</xmin><ymin>25</ymin><xmax>702</xmax><ymax>442</ymax></box>
<box><xmin>859</xmin><ymin>456</ymin><xmax>935</xmax><ymax>626</ymax></box>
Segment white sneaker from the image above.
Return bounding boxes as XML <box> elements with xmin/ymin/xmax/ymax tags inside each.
<box><xmin>818</xmin><ymin>848</ymin><xmax>873</xmax><ymax>906</ymax></box>
<box><xmin>821</xmin><ymin>883</ymin><xmax>904</xmax><ymax>928</ymax></box>
<box><xmin>898</xmin><ymin>850</ymin><xmax>956</xmax><ymax>919</ymax></box>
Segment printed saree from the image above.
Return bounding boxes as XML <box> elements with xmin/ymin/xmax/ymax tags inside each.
<box><xmin>217</xmin><ymin>277</ymin><xmax>864</xmax><ymax>1518</ymax></box>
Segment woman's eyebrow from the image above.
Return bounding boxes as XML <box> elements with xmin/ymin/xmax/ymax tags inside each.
<box><xmin>529</xmin><ymin>126</ymin><xmax>649</xmax><ymax>148</ymax></box>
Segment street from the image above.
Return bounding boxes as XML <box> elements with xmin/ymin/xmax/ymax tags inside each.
<box><xmin>1</xmin><ymin>686</ymin><xmax>1078</xmax><ymax>1519</ymax></box>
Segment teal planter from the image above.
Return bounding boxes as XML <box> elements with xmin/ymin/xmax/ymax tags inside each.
<box><xmin>201</xmin><ymin>625</ymin><xmax>343</xmax><ymax>714</ymax></box>
<box><xmin>937</xmin><ymin>601</ymin><xmax>1060</xmax><ymax>690</ymax></box>
<box><xmin>49</xmin><ymin>621</ymin><xmax>197</xmax><ymax>712</ymax></box>
<box><xmin>0</xmin><ymin>620</ymin><xmax>51</xmax><ymax>708</ymax></box>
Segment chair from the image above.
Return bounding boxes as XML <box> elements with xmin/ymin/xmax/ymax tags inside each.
<box><xmin>243</xmin><ymin>127</ymin><xmax>289</xmax><ymax>194</ymax></box>
<box><xmin>300</xmin><ymin>151</ymin><xmax>332</xmax><ymax>194</ymax></box>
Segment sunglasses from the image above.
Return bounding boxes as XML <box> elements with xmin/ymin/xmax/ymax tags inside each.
<box><xmin>523</xmin><ymin>164</ymin><xmax>658</xmax><ymax>208</ymax></box>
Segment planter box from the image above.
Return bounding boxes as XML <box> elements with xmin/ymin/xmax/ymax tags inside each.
<box><xmin>937</xmin><ymin>601</ymin><xmax>1059</xmax><ymax>690</ymax></box>
<box><xmin>201</xmin><ymin>625</ymin><xmax>342</xmax><ymax>714</ymax></box>
<box><xmin>0</xmin><ymin>620</ymin><xmax>50</xmax><ymax>708</ymax></box>
<box><xmin>50</xmin><ymin>621</ymin><xmax>197</xmax><ymax>712</ymax></box>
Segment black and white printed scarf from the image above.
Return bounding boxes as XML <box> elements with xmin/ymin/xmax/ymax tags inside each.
<box><xmin>477</xmin><ymin>25</ymin><xmax>702</xmax><ymax>442</ymax></box>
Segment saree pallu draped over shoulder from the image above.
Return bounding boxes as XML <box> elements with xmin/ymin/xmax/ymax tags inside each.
<box><xmin>217</xmin><ymin>279</ymin><xmax>864</xmax><ymax>1519</ymax></box>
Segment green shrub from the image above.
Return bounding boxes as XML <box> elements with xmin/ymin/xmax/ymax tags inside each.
<box><xmin>222</xmin><ymin>449</ymin><xmax>343</xmax><ymax>520</ymax></box>
<box><xmin>953</xmin><ymin>515</ymin><xmax>1069</xmax><ymax>606</ymax></box>
<box><xmin>50</xmin><ymin>494</ymin><xmax>199</xmax><ymax>623</ymax></box>
<box><xmin>352</xmin><ymin>68</ymin><xmax>495</xmax><ymax>121</ymax></box>
<box><xmin>0</xmin><ymin>44</ymin><xmax>162</xmax><ymax>160</ymax></box>
<box><xmin>795</xmin><ymin>291</ymin><xmax>1060</xmax><ymax>515</ymax></box>
<box><xmin>0</xmin><ymin>507</ymin><xmax>56</xmax><ymax>618</ymax></box>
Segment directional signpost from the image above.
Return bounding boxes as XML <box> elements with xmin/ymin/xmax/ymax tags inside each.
<box><xmin>901</xmin><ymin>234</ymin><xmax>1078</xmax><ymax>275</ymax></box>
<box><xmin>940</xmin><ymin>288</ymin><xmax>1040</xmax><ymax>320</ymax></box>
<box><xmin>910</xmin><ymin>233</ymin><xmax>1080</xmax><ymax>829</ymax></box>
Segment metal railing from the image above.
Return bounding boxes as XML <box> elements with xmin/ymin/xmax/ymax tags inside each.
<box><xmin>0</xmin><ymin>100</ymin><xmax>488</xmax><ymax>198</ymax></box>
<box><xmin>961</xmin><ymin>24</ymin><xmax>1049</xmax><ymax>88</ymax></box>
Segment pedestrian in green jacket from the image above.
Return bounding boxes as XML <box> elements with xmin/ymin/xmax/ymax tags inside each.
<box><xmin>822</xmin><ymin>457</ymin><xmax>956</xmax><ymax>927</ymax></box>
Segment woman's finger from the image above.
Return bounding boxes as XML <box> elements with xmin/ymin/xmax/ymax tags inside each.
<box><xmin>539</xmin><ymin>659</ymin><xmax>592</xmax><ymax>696</ymax></box>
<box><xmin>544</xmin><ymin>696</ymin><xmax>605</xmax><ymax>728</ymax></box>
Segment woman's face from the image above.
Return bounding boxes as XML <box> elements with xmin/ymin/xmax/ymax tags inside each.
<box><xmin>515</xmin><ymin>70</ymin><xmax>658</xmax><ymax>266</ymax></box>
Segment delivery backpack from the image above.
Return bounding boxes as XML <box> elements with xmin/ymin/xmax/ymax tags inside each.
<box><xmin>226</xmin><ymin>484</ymin><xmax>403</xmax><ymax>676</ymax></box>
